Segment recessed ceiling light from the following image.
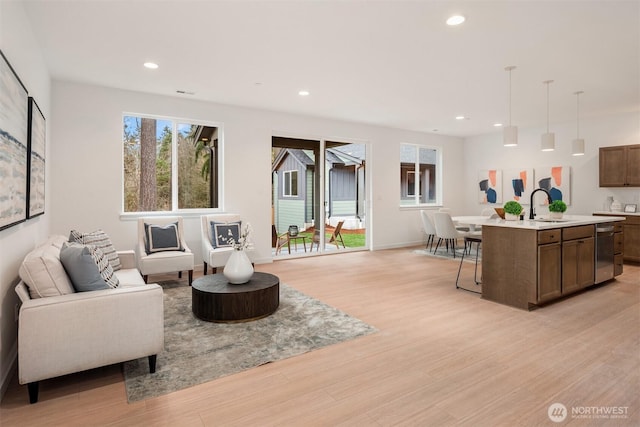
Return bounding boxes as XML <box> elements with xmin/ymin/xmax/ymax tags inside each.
<box><xmin>446</xmin><ymin>15</ymin><xmax>465</xmax><ymax>26</ymax></box>
<box><xmin>455</xmin><ymin>116</ymin><xmax>466</xmax><ymax>120</ymax></box>
<box><xmin>493</xmin><ymin>123</ymin><xmax>503</xmax><ymax>127</ymax></box>
<box><xmin>298</xmin><ymin>90</ymin><xmax>310</xmax><ymax>96</ymax></box>
<box><xmin>143</xmin><ymin>62</ymin><xmax>159</xmax><ymax>69</ymax></box>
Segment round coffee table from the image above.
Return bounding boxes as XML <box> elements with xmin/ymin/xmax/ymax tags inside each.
<box><xmin>191</xmin><ymin>272</ymin><xmax>279</xmax><ymax>323</ymax></box>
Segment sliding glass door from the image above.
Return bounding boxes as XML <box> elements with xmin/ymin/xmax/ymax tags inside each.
<box><xmin>271</xmin><ymin>137</ymin><xmax>367</xmax><ymax>257</ymax></box>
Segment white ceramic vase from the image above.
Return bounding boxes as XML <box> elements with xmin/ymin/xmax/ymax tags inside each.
<box><xmin>610</xmin><ymin>199</ymin><xmax>622</xmax><ymax>212</ymax></box>
<box><xmin>223</xmin><ymin>249</ymin><xmax>254</xmax><ymax>284</ymax></box>
<box><xmin>504</xmin><ymin>213</ymin><xmax>520</xmax><ymax>221</ymax></box>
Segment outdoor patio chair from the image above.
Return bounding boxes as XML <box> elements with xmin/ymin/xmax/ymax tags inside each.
<box><xmin>329</xmin><ymin>221</ymin><xmax>346</xmax><ymax>249</ymax></box>
<box><xmin>273</xmin><ymin>225</ymin><xmax>290</xmax><ymax>255</ymax></box>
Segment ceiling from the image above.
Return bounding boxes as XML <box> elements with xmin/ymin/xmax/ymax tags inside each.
<box><xmin>22</xmin><ymin>0</ymin><xmax>640</xmax><ymax>137</ymax></box>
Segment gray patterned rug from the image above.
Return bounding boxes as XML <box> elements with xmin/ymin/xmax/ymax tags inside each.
<box><xmin>123</xmin><ymin>281</ymin><xmax>377</xmax><ymax>402</ymax></box>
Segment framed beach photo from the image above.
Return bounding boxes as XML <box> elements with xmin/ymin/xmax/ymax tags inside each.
<box><xmin>0</xmin><ymin>50</ymin><xmax>29</xmax><ymax>231</ymax></box>
<box><xmin>624</xmin><ymin>204</ymin><xmax>637</xmax><ymax>213</ymax></box>
<box><xmin>27</xmin><ymin>97</ymin><xmax>46</xmax><ymax>218</ymax></box>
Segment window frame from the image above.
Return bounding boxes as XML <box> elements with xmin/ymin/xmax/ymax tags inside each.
<box><xmin>283</xmin><ymin>169</ymin><xmax>298</xmax><ymax>197</ymax></box>
<box><xmin>399</xmin><ymin>143</ymin><xmax>442</xmax><ymax>207</ymax></box>
<box><xmin>121</xmin><ymin>113</ymin><xmax>223</xmax><ymax>215</ymax></box>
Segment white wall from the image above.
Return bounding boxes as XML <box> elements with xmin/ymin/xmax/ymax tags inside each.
<box><xmin>461</xmin><ymin>112</ymin><xmax>640</xmax><ymax>216</ymax></box>
<box><xmin>0</xmin><ymin>1</ymin><xmax>51</xmax><ymax>397</ymax></box>
<box><xmin>50</xmin><ymin>81</ymin><xmax>465</xmax><ymax>265</ymax></box>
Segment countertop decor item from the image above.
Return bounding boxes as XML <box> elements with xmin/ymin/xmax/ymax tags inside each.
<box><xmin>503</xmin><ymin>200</ymin><xmax>523</xmax><ymax>220</ymax></box>
<box><xmin>610</xmin><ymin>199</ymin><xmax>622</xmax><ymax>212</ymax></box>
<box><xmin>548</xmin><ymin>200</ymin><xmax>567</xmax><ymax>219</ymax></box>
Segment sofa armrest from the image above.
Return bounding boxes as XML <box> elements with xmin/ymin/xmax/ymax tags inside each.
<box><xmin>117</xmin><ymin>250</ymin><xmax>136</xmax><ymax>270</ymax></box>
<box><xmin>18</xmin><ymin>284</ymin><xmax>164</xmax><ymax>385</ymax></box>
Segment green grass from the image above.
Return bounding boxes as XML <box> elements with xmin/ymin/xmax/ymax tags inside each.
<box><xmin>297</xmin><ymin>231</ymin><xmax>366</xmax><ymax>248</ymax></box>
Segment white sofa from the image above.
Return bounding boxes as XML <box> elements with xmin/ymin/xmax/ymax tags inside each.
<box><xmin>15</xmin><ymin>235</ymin><xmax>164</xmax><ymax>403</ymax></box>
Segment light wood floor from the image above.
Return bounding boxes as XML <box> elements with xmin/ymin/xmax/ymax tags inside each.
<box><xmin>2</xmin><ymin>247</ymin><xmax>639</xmax><ymax>426</ymax></box>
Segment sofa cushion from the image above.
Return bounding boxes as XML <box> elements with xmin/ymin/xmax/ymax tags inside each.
<box><xmin>114</xmin><ymin>268</ymin><xmax>146</xmax><ymax>287</ymax></box>
<box><xmin>211</xmin><ymin>221</ymin><xmax>241</xmax><ymax>248</ymax></box>
<box><xmin>60</xmin><ymin>242</ymin><xmax>120</xmax><ymax>292</ymax></box>
<box><xmin>69</xmin><ymin>229</ymin><xmax>121</xmax><ymax>271</ymax></box>
<box><xmin>19</xmin><ymin>239</ymin><xmax>75</xmax><ymax>299</ymax></box>
<box><xmin>144</xmin><ymin>222</ymin><xmax>183</xmax><ymax>254</ymax></box>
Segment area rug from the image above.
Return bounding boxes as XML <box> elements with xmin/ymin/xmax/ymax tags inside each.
<box><xmin>123</xmin><ymin>282</ymin><xmax>377</xmax><ymax>402</ymax></box>
<box><xmin>413</xmin><ymin>244</ymin><xmax>482</xmax><ymax>262</ymax></box>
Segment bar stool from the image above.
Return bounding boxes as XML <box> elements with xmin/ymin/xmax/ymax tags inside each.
<box><xmin>455</xmin><ymin>235</ymin><xmax>482</xmax><ymax>294</ymax></box>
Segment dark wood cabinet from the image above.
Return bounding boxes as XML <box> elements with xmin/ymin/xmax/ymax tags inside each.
<box><xmin>594</xmin><ymin>213</ymin><xmax>638</xmax><ymax>264</ymax></box>
<box><xmin>483</xmin><ymin>224</ymin><xmax>605</xmax><ymax>310</ymax></box>
<box><xmin>562</xmin><ymin>239</ymin><xmax>595</xmax><ymax>293</ymax></box>
<box><xmin>537</xmin><ymin>229</ymin><xmax>562</xmax><ymax>303</ymax></box>
<box><xmin>599</xmin><ymin>144</ymin><xmax>640</xmax><ymax>187</ymax></box>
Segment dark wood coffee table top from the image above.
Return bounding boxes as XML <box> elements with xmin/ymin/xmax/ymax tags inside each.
<box><xmin>192</xmin><ymin>272</ymin><xmax>279</xmax><ymax>322</ymax></box>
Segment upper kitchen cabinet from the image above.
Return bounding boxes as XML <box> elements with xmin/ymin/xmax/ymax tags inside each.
<box><xmin>599</xmin><ymin>144</ymin><xmax>640</xmax><ymax>187</ymax></box>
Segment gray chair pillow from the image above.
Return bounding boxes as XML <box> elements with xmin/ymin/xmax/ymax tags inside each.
<box><xmin>144</xmin><ymin>222</ymin><xmax>184</xmax><ymax>254</ymax></box>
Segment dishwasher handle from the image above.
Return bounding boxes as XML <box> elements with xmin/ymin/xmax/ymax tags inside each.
<box><xmin>596</xmin><ymin>225</ymin><xmax>614</xmax><ymax>233</ymax></box>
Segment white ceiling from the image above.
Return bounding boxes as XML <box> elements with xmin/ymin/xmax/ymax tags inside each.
<box><xmin>22</xmin><ymin>0</ymin><xmax>640</xmax><ymax>137</ymax></box>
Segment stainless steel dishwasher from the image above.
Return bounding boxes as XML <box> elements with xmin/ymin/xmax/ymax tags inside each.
<box><xmin>595</xmin><ymin>223</ymin><xmax>615</xmax><ymax>284</ymax></box>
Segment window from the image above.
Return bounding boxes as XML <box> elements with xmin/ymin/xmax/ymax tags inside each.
<box><xmin>123</xmin><ymin>115</ymin><xmax>219</xmax><ymax>212</ymax></box>
<box><xmin>400</xmin><ymin>144</ymin><xmax>440</xmax><ymax>206</ymax></box>
<box><xmin>283</xmin><ymin>170</ymin><xmax>298</xmax><ymax>197</ymax></box>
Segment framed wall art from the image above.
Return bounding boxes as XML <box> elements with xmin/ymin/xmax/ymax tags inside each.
<box><xmin>534</xmin><ymin>166</ymin><xmax>571</xmax><ymax>205</ymax></box>
<box><xmin>0</xmin><ymin>50</ymin><xmax>29</xmax><ymax>231</ymax></box>
<box><xmin>27</xmin><ymin>97</ymin><xmax>46</xmax><ymax>218</ymax></box>
<box><xmin>504</xmin><ymin>168</ymin><xmax>534</xmax><ymax>205</ymax></box>
<box><xmin>478</xmin><ymin>169</ymin><xmax>502</xmax><ymax>204</ymax></box>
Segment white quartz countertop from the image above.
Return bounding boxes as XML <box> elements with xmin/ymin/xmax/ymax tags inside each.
<box><xmin>478</xmin><ymin>215</ymin><xmax>626</xmax><ymax>230</ymax></box>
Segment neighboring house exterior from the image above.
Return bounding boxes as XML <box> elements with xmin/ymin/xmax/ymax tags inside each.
<box><xmin>272</xmin><ymin>147</ymin><xmax>365</xmax><ymax>233</ymax></box>
<box><xmin>400</xmin><ymin>145</ymin><xmax>438</xmax><ymax>205</ymax></box>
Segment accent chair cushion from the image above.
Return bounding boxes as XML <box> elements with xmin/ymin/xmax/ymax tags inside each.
<box><xmin>144</xmin><ymin>222</ymin><xmax>184</xmax><ymax>254</ymax></box>
<box><xmin>60</xmin><ymin>242</ymin><xmax>120</xmax><ymax>292</ymax></box>
<box><xmin>211</xmin><ymin>221</ymin><xmax>241</xmax><ymax>248</ymax></box>
<box><xmin>19</xmin><ymin>237</ymin><xmax>75</xmax><ymax>299</ymax></box>
<box><xmin>69</xmin><ymin>229</ymin><xmax>122</xmax><ymax>271</ymax></box>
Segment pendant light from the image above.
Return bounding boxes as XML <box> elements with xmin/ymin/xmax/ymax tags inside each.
<box><xmin>503</xmin><ymin>66</ymin><xmax>518</xmax><ymax>147</ymax></box>
<box><xmin>541</xmin><ymin>80</ymin><xmax>555</xmax><ymax>151</ymax></box>
<box><xmin>572</xmin><ymin>91</ymin><xmax>585</xmax><ymax>156</ymax></box>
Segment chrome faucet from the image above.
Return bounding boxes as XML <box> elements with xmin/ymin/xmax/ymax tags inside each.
<box><xmin>529</xmin><ymin>188</ymin><xmax>553</xmax><ymax>219</ymax></box>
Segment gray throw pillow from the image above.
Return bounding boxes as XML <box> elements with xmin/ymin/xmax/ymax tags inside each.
<box><xmin>60</xmin><ymin>242</ymin><xmax>119</xmax><ymax>292</ymax></box>
<box><xmin>144</xmin><ymin>222</ymin><xmax>184</xmax><ymax>254</ymax></box>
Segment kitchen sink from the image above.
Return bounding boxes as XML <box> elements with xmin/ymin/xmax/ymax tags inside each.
<box><xmin>534</xmin><ymin>218</ymin><xmax>571</xmax><ymax>223</ymax></box>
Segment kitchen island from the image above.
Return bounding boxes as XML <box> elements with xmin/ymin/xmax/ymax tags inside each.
<box><xmin>480</xmin><ymin>215</ymin><xmax>625</xmax><ymax>310</ymax></box>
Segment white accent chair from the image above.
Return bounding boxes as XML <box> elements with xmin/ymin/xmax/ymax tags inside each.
<box><xmin>137</xmin><ymin>216</ymin><xmax>194</xmax><ymax>285</ymax></box>
<box><xmin>201</xmin><ymin>213</ymin><xmax>256</xmax><ymax>274</ymax></box>
<box><xmin>433</xmin><ymin>212</ymin><xmax>481</xmax><ymax>258</ymax></box>
<box><xmin>419</xmin><ymin>210</ymin><xmax>437</xmax><ymax>252</ymax></box>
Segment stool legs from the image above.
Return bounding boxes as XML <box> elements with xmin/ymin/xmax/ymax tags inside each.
<box><xmin>455</xmin><ymin>237</ymin><xmax>482</xmax><ymax>293</ymax></box>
